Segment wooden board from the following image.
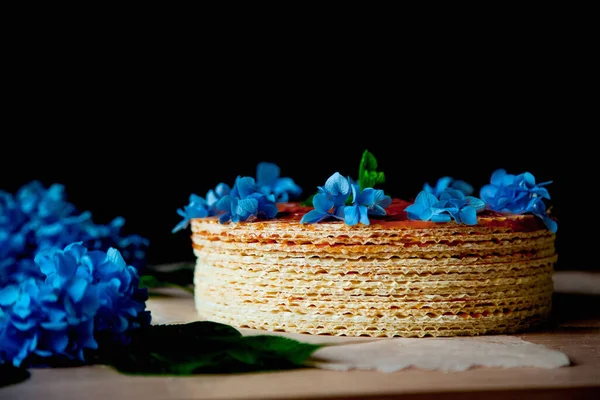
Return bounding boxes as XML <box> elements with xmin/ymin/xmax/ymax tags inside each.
<box><xmin>2</xmin><ymin>272</ymin><xmax>600</xmax><ymax>400</ymax></box>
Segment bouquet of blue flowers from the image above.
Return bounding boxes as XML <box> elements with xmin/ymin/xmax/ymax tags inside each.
<box><xmin>1</xmin><ymin>181</ymin><xmax>151</xmax><ymax>368</ymax></box>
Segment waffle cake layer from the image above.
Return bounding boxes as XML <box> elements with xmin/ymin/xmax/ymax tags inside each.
<box><xmin>191</xmin><ymin>200</ymin><xmax>556</xmax><ymax>337</ymax></box>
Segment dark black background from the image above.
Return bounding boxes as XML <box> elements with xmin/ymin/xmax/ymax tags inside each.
<box><xmin>1</xmin><ymin>56</ymin><xmax>592</xmax><ymax>271</ymax></box>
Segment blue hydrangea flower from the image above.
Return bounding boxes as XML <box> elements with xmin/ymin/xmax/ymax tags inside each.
<box><xmin>171</xmin><ymin>194</ymin><xmax>210</xmax><ymax>233</ymax></box>
<box><xmin>405</xmin><ymin>191</ymin><xmax>449</xmax><ymax>223</ymax></box>
<box><xmin>405</xmin><ymin>189</ymin><xmax>485</xmax><ymax>225</ymax></box>
<box><xmin>300</xmin><ymin>173</ymin><xmax>351</xmax><ymax>224</ymax></box>
<box><xmin>480</xmin><ymin>169</ymin><xmax>557</xmax><ymax>232</ymax></box>
<box><xmin>343</xmin><ymin>185</ymin><xmax>392</xmax><ymax>226</ymax></box>
<box><xmin>256</xmin><ymin>162</ymin><xmax>302</xmax><ymax>203</ymax></box>
<box><xmin>216</xmin><ymin>177</ymin><xmax>278</xmax><ymax>224</ymax></box>
<box><xmin>1</xmin><ymin>182</ymin><xmax>148</xmax><ymax>285</ymax></box>
<box><xmin>424</xmin><ymin>176</ymin><xmax>474</xmax><ymax>197</ymax></box>
<box><xmin>301</xmin><ymin>173</ymin><xmax>391</xmax><ymax>225</ymax></box>
<box><xmin>172</xmin><ymin>183</ymin><xmax>233</xmax><ymax>233</ymax></box>
<box><xmin>300</xmin><ymin>192</ymin><xmax>345</xmax><ymax>224</ymax></box>
<box><xmin>0</xmin><ymin>243</ymin><xmax>150</xmax><ymax>368</ymax></box>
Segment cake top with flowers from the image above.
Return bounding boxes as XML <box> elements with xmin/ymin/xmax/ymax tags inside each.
<box><xmin>173</xmin><ymin>150</ymin><xmax>557</xmax><ymax>234</ymax></box>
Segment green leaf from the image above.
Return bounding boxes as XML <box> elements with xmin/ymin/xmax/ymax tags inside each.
<box><xmin>242</xmin><ymin>335</ymin><xmax>322</xmax><ymax>365</ymax></box>
<box><xmin>107</xmin><ymin>322</ymin><xmax>323</xmax><ymax>375</ymax></box>
<box><xmin>300</xmin><ymin>194</ymin><xmax>315</xmax><ymax>206</ymax></box>
<box><xmin>140</xmin><ymin>274</ymin><xmax>194</xmax><ymax>294</ymax></box>
<box><xmin>139</xmin><ymin>275</ymin><xmax>163</xmax><ymax>289</ymax></box>
<box><xmin>361</xmin><ymin>149</ymin><xmax>378</xmax><ymax>171</ymax></box>
<box><xmin>358</xmin><ymin>150</ymin><xmax>386</xmax><ymax>191</ymax></box>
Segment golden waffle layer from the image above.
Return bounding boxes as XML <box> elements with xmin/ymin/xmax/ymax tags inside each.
<box><xmin>191</xmin><ymin>202</ymin><xmax>557</xmax><ymax>337</ymax></box>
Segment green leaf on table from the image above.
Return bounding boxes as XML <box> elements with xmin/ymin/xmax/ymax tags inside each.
<box><xmin>108</xmin><ymin>322</ymin><xmax>322</xmax><ymax>375</ymax></box>
<box><xmin>140</xmin><ymin>274</ymin><xmax>194</xmax><ymax>294</ymax></box>
<box><xmin>358</xmin><ymin>149</ymin><xmax>385</xmax><ymax>191</ymax></box>
<box><xmin>139</xmin><ymin>274</ymin><xmax>164</xmax><ymax>289</ymax></box>
<box><xmin>242</xmin><ymin>335</ymin><xmax>323</xmax><ymax>366</ymax></box>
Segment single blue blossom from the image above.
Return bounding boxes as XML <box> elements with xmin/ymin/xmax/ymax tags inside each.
<box><xmin>0</xmin><ymin>243</ymin><xmax>150</xmax><ymax>368</ymax></box>
<box><xmin>300</xmin><ymin>193</ymin><xmax>345</xmax><ymax>224</ymax></box>
<box><xmin>405</xmin><ymin>189</ymin><xmax>485</xmax><ymax>225</ymax></box>
<box><xmin>405</xmin><ymin>191</ymin><xmax>450</xmax><ymax>223</ymax></box>
<box><xmin>343</xmin><ymin>185</ymin><xmax>392</xmax><ymax>226</ymax></box>
<box><xmin>256</xmin><ymin>162</ymin><xmax>302</xmax><ymax>203</ymax></box>
<box><xmin>424</xmin><ymin>176</ymin><xmax>474</xmax><ymax>197</ymax></box>
<box><xmin>173</xmin><ymin>183</ymin><xmax>234</xmax><ymax>232</ymax></box>
<box><xmin>216</xmin><ymin>177</ymin><xmax>278</xmax><ymax>224</ymax></box>
<box><xmin>172</xmin><ymin>194</ymin><xmax>210</xmax><ymax>233</ymax></box>
<box><xmin>301</xmin><ymin>173</ymin><xmax>391</xmax><ymax>225</ymax></box>
<box><xmin>436</xmin><ymin>189</ymin><xmax>486</xmax><ymax>225</ymax></box>
<box><xmin>300</xmin><ymin>173</ymin><xmax>351</xmax><ymax>224</ymax></box>
<box><xmin>480</xmin><ymin>169</ymin><xmax>557</xmax><ymax>232</ymax></box>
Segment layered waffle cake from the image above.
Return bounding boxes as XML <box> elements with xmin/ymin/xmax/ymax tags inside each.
<box><xmin>191</xmin><ymin>199</ymin><xmax>557</xmax><ymax>337</ymax></box>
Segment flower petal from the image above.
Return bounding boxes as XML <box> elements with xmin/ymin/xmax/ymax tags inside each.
<box><xmin>256</xmin><ymin>162</ymin><xmax>280</xmax><ymax>186</ymax></box>
<box><xmin>431</xmin><ymin>213</ymin><xmax>451</xmax><ymax>223</ymax></box>
<box><xmin>374</xmin><ymin>191</ymin><xmax>392</xmax><ymax>209</ymax></box>
<box><xmin>465</xmin><ymin>196</ymin><xmax>486</xmax><ymax>211</ymax></box>
<box><xmin>435</xmin><ymin>176</ymin><xmax>453</xmax><ymax>193</ymax></box>
<box><xmin>216</xmin><ymin>195</ymin><xmax>232</xmax><ymax>213</ymax></box>
<box><xmin>490</xmin><ymin>169</ymin><xmax>507</xmax><ymax>186</ymax></box>
<box><xmin>235</xmin><ymin>177</ymin><xmax>257</xmax><ymax>199</ymax></box>
<box><xmin>451</xmin><ymin>180</ymin><xmax>474</xmax><ymax>196</ymax></box>
<box><xmin>236</xmin><ymin>198</ymin><xmax>259</xmax><ymax>216</ymax></box>
<box><xmin>415</xmin><ymin>191</ymin><xmax>439</xmax><ymax>209</ymax></box>
<box><xmin>369</xmin><ymin>205</ymin><xmax>387</xmax><ymax>216</ymax></box>
<box><xmin>325</xmin><ymin>173</ymin><xmax>350</xmax><ymax>196</ymax></box>
<box><xmin>300</xmin><ymin>210</ymin><xmax>328</xmax><ymax>224</ymax></box>
<box><xmin>519</xmin><ymin>172</ymin><xmax>536</xmax><ymax>188</ymax></box>
<box><xmin>67</xmin><ymin>277</ymin><xmax>88</xmax><ymax>303</ymax></box>
<box><xmin>274</xmin><ymin>178</ymin><xmax>302</xmax><ymax>196</ymax></box>
<box><xmin>358</xmin><ymin>188</ymin><xmax>376</xmax><ymax>207</ymax></box>
<box><xmin>358</xmin><ymin>205</ymin><xmax>370</xmax><ymax>225</ymax></box>
<box><xmin>344</xmin><ymin>205</ymin><xmax>359</xmax><ymax>226</ymax></box>
<box><xmin>0</xmin><ymin>285</ymin><xmax>18</xmax><ymax>306</ymax></box>
<box><xmin>458</xmin><ymin>206</ymin><xmax>478</xmax><ymax>225</ymax></box>
<box><xmin>313</xmin><ymin>193</ymin><xmax>334</xmax><ymax>213</ymax></box>
<box><xmin>261</xmin><ymin>203</ymin><xmax>279</xmax><ymax>219</ymax></box>
<box><xmin>218</xmin><ymin>213</ymin><xmax>231</xmax><ymax>224</ymax></box>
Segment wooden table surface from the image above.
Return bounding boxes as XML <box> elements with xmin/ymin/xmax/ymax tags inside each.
<box><xmin>2</xmin><ymin>271</ymin><xmax>600</xmax><ymax>400</ymax></box>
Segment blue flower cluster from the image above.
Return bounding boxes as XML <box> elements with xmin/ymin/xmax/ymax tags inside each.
<box><xmin>173</xmin><ymin>163</ymin><xmax>301</xmax><ymax>230</ymax></box>
<box><xmin>405</xmin><ymin>189</ymin><xmax>486</xmax><ymax>225</ymax></box>
<box><xmin>256</xmin><ymin>162</ymin><xmax>302</xmax><ymax>203</ymax></box>
<box><xmin>300</xmin><ymin>173</ymin><xmax>392</xmax><ymax>225</ymax></box>
<box><xmin>0</xmin><ymin>243</ymin><xmax>150</xmax><ymax>368</ymax></box>
<box><xmin>423</xmin><ymin>176</ymin><xmax>474</xmax><ymax>197</ymax></box>
<box><xmin>216</xmin><ymin>177</ymin><xmax>279</xmax><ymax>223</ymax></box>
<box><xmin>480</xmin><ymin>169</ymin><xmax>557</xmax><ymax>232</ymax></box>
<box><xmin>1</xmin><ymin>181</ymin><xmax>148</xmax><ymax>285</ymax></box>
